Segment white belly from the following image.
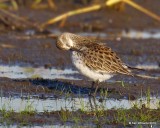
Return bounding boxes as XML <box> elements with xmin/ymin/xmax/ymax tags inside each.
<box><xmin>71</xmin><ymin>51</ymin><xmax>113</xmax><ymax>82</ymax></box>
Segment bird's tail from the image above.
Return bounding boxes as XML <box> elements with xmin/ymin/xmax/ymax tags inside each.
<box><xmin>127</xmin><ymin>65</ymin><xmax>145</xmax><ymax>71</ymax></box>
<box><xmin>134</xmin><ymin>74</ymin><xmax>159</xmax><ymax>80</ymax></box>
<box><xmin>127</xmin><ymin>65</ymin><xmax>159</xmax><ymax>80</ymax></box>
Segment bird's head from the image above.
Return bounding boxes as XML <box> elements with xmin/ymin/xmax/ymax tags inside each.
<box><xmin>56</xmin><ymin>32</ymin><xmax>76</xmax><ymax>50</ymax></box>
<box><xmin>56</xmin><ymin>32</ymin><xmax>92</xmax><ymax>51</ymax></box>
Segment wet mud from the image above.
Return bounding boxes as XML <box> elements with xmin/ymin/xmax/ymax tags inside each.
<box><xmin>0</xmin><ymin>34</ymin><xmax>159</xmax><ymax>99</ymax></box>
<box><xmin>0</xmin><ymin>0</ymin><xmax>160</xmax><ymax>127</ymax></box>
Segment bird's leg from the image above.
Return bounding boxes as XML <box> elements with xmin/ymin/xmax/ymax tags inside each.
<box><xmin>88</xmin><ymin>81</ymin><xmax>100</xmax><ymax>111</ymax></box>
<box><xmin>88</xmin><ymin>81</ymin><xmax>95</xmax><ymax>96</ymax></box>
<box><xmin>88</xmin><ymin>82</ymin><xmax>95</xmax><ymax>110</ymax></box>
<box><xmin>88</xmin><ymin>95</ymin><xmax>94</xmax><ymax>110</ymax></box>
<box><xmin>89</xmin><ymin>80</ymin><xmax>99</xmax><ymax>97</ymax></box>
<box><xmin>91</xmin><ymin>81</ymin><xmax>95</xmax><ymax>89</ymax></box>
<box><xmin>94</xmin><ymin>80</ymin><xmax>99</xmax><ymax>96</ymax></box>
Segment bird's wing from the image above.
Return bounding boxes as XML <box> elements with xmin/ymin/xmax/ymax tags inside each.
<box><xmin>80</xmin><ymin>43</ymin><xmax>132</xmax><ymax>75</ymax></box>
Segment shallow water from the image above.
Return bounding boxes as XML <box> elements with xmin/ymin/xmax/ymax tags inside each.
<box><xmin>135</xmin><ymin>64</ymin><xmax>160</xmax><ymax>70</ymax></box>
<box><xmin>0</xmin><ymin>96</ymin><xmax>159</xmax><ymax>112</ymax></box>
<box><xmin>83</xmin><ymin>29</ymin><xmax>160</xmax><ymax>39</ymax></box>
<box><xmin>78</xmin><ymin>30</ymin><xmax>160</xmax><ymax>39</ymax></box>
<box><xmin>0</xmin><ymin>65</ymin><xmax>79</xmax><ymax>80</ymax></box>
<box><xmin>0</xmin><ymin>64</ymin><xmax>159</xmax><ymax>80</ymax></box>
<box><xmin>24</xmin><ymin>29</ymin><xmax>160</xmax><ymax>39</ymax></box>
<box><xmin>121</xmin><ymin>29</ymin><xmax>160</xmax><ymax>39</ymax></box>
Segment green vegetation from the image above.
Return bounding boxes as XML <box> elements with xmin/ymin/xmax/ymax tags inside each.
<box><xmin>0</xmin><ymin>88</ymin><xmax>159</xmax><ymax>127</ymax></box>
<box><xmin>0</xmin><ymin>107</ymin><xmax>159</xmax><ymax>127</ymax></box>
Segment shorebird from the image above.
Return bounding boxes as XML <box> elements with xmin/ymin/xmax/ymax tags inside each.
<box><xmin>56</xmin><ymin>32</ymin><xmax>133</xmax><ymax>95</ymax></box>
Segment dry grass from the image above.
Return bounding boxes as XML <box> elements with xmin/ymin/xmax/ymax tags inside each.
<box><xmin>42</xmin><ymin>0</ymin><xmax>160</xmax><ymax>28</ymax></box>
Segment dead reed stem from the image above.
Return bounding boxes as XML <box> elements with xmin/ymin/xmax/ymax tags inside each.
<box><xmin>42</xmin><ymin>0</ymin><xmax>160</xmax><ymax>28</ymax></box>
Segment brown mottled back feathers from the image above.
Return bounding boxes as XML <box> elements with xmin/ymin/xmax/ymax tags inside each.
<box><xmin>59</xmin><ymin>32</ymin><xmax>132</xmax><ymax>76</ymax></box>
<box><xmin>76</xmin><ymin>42</ymin><xmax>132</xmax><ymax>75</ymax></box>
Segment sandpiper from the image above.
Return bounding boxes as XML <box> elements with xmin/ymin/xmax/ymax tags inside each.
<box><xmin>56</xmin><ymin>32</ymin><xmax>133</xmax><ymax>95</ymax></box>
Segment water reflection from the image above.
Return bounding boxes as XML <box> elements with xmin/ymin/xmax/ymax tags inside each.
<box><xmin>0</xmin><ymin>64</ymin><xmax>159</xmax><ymax>80</ymax></box>
<box><xmin>24</xmin><ymin>29</ymin><xmax>160</xmax><ymax>39</ymax></box>
<box><xmin>121</xmin><ymin>29</ymin><xmax>160</xmax><ymax>39</ymax></box>
<box><xmin>78</xmin><ymin>29</ymin><xmax>160</xmax><ymax>39</ymax></box>
<box><xmin>0</xmin><ymin>65</ymin><xmax>79</xmax><ymax>80</ymax></box>
<box><xmin>0</xmin><ymin>96</ymin><xmax>159</xmax><ymax>112</ymax></box>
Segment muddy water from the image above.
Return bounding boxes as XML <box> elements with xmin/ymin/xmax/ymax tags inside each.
<box><xmin>25</xmin><ymin>29</ymin><xmax>160</xmax><ymax>39</ymax></box>
<box><xmin>0</xmin><ymin>52</ymin><xmax>159</xmax><ymax>112</ymax></box>
<box><xmin>121</xmin><ymin>29</ymin><xmax>160</xmax><ymax>39</ymax></box>
<box><xmin>0</xmin><ymin>65</ymin><xmax>79</xmax><ymax>80</ymax></box>
<box><xmin>0</xmin><ymin>96</ymin><xmax>159</xmax><ymax>112</ymax></box>
<box><xmin>0</xmin><ymin>0</ymin><xmax>159</xmax><ymax>126</ymax></box>
<box><xmin>0</xmin><ymin>64</ymin><xmax>159</xmax><ymax>112</ymax></box>
<box><xmin>0</xmin><ymin>64</ymin><xmax>159</xmax><ymax>80</ymax></box>
<box><xmin>80</xmin><ymin>29</ymin><xmax>160</xmax><ymax>39</ymax></box>
<box><xmin>0</xmin><ymin>29</ymin><xmax>160</xmax><ymax>127</ymax></box>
